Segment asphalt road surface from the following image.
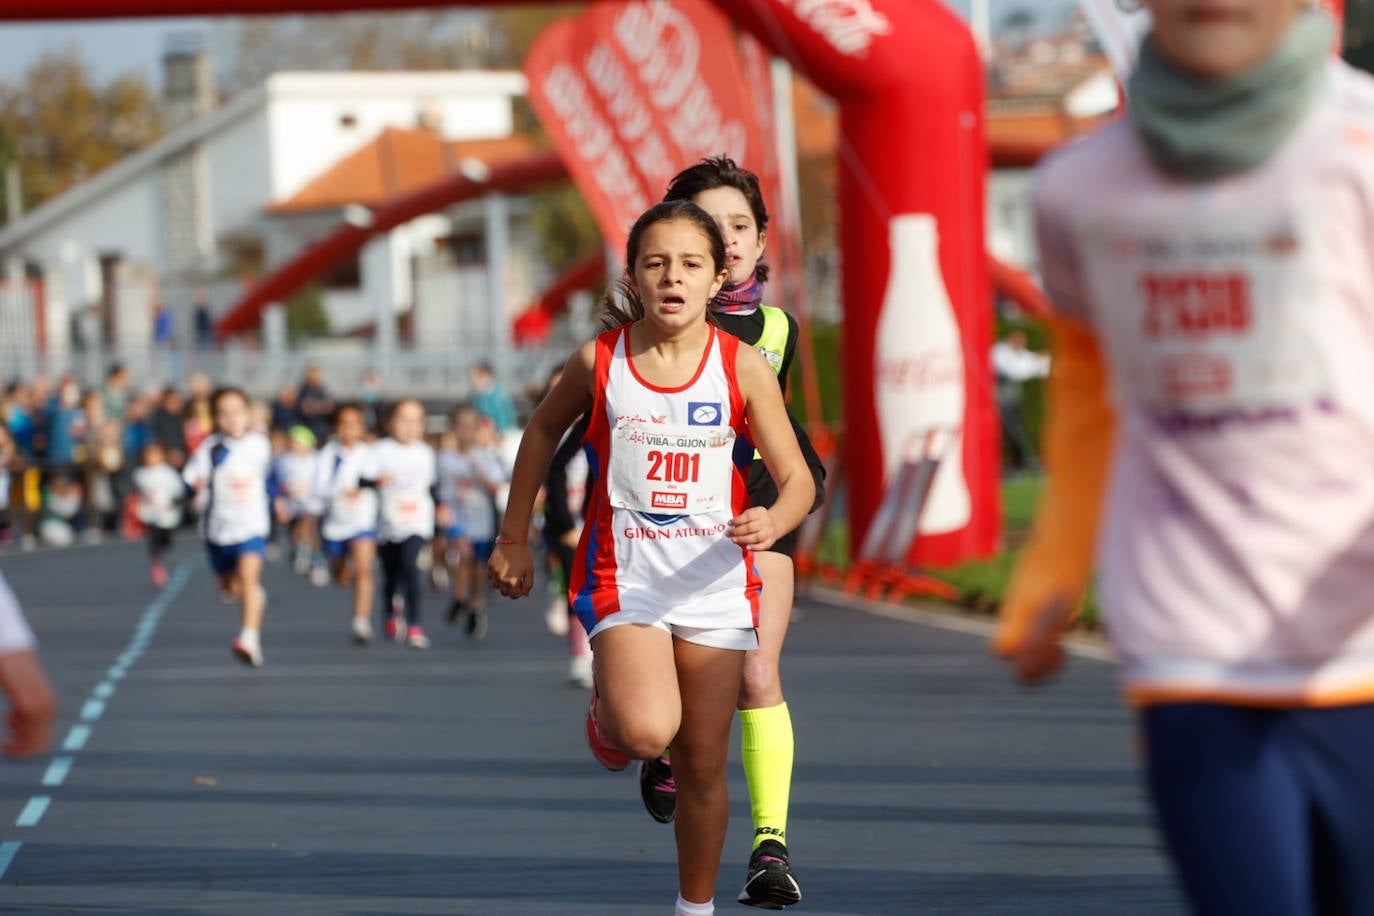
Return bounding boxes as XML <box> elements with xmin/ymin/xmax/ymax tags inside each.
<box><xmin>0</xmin><ymin>541</ymin><xmax>1183</xmax><ymax>915</ymax></box>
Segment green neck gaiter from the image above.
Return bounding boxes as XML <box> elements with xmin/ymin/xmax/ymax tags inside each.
<box><xmin>1127</xmin><ymin>10</ymin><xmax>1332</xmax><ymax>181</ymax></box>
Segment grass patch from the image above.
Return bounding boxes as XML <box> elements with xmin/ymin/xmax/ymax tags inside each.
<box><xmin>811</xmin><ymin>473</ymin><xmax>1100</xmax><ymax>625</ymax></box>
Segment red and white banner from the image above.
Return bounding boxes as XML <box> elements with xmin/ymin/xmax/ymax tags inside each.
<box><xmin>525</xmin><ymin>0</ymin><xmax>769</xmax><ymax>255</ymax></box>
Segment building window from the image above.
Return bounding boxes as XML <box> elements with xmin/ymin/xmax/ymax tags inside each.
<box><xmin>444</xmin><ymin>232</ymin><xmax>484</xmax><ymax>266</ymax></box>
<box><xmin>322</xmin><ymin>254</ymin><xmax>361</xmax><ymax>290</ymax></box>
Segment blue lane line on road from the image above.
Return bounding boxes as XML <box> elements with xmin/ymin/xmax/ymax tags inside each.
<box><xmin>15</xmin><ymin>797</ymin><xmax>49</xmax><ymax>827</ymax></box>
<box><xmin>0</xmin><ymin>841</ymin><xmax>21</xmax><ymax>881</ymax></box>
<box><xmin>0</xmin><ymin>559</ymin><xmax>193</xmax><ymax>885</ymax></box>
<box><xmin>40</xmin><ymin>758</ymin><xmax>73</xmax><ymax>788</ymax></box>
<box><xmin>61</xmin><ymin>725</ymin><xmax>90</xmax><ymax>752</ymax></box>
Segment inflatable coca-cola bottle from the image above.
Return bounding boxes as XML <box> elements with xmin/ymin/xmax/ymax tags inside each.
<box><xmin>873</xmin><ymin>213</ymin><xmax>971</xmax><ymax>536</ymax></box>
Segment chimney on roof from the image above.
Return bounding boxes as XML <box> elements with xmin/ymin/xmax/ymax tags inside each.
<box><xmin>162</xmin><ymin>32</ymin><xmax>215</xmax><ymax>129</ymax></box>
<box><xmin>417</xmin><ymin>102</ymin><xmax>444</xmax><ymax>134</ymax></box>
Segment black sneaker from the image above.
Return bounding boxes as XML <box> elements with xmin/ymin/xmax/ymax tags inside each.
<box><xmin>737</xmin><ymin>839</ymin><xmax>802</xmax><ymax>909</ymax></box>
<box><xmin>466</xmin><ymin>608</ymin><xmax>488</xmax><ymax>640</ymax></box>
<box><xmin>447</xmin><ymin>599</ymin><xmax>468</xmax><ymax>626</ymax></box>
<box><xmin>638</xmin><ymin>755</ymin><xmax>676</xmax><ymax>824</ymax></box>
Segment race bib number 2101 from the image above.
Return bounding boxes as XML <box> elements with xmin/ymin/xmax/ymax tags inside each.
<box><xmin>608</xmin><ymin>420</ymin><xmax>735</xmax><ymax>515</ymax></box>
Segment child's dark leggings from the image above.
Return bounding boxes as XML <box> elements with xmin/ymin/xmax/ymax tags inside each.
<box><xmin>147</xmin><ymin>526</ymin><xmax>173</xmax><ymax>560</ymax></box>
<box><xmin>379</xmin><ymin>535</ymin><xmax>424</xmax><ymax>625</ymax></box>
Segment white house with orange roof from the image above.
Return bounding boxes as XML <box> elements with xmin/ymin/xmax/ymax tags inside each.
<box><xmin>263</xmin><ymin>125</ymin><xmax>545</xmax><ymax>340</ymax></box>
<box><xmin>0</xmin><ymin>49</ymin><xmax>531</xmax><ymax>387</ymax></box>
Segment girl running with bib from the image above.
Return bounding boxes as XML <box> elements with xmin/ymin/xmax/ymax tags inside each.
<box><xmin>374</xmin><ymin>399</ymin><xmax>446</xmax><ymax>650</ymax></box>
<box><xmin>439</xmin><ymin>403</ymin><xmax>506</xmax><ymax>640</ymax></box>
<box><xmin>132</xmin><ymin>442</ymin><xmax>184</xmax><ymax>589</ymax></box>
<box><xmin>489</xmin><ymin>200</ymin><xmax>813</xmax><ymax>916</ymax></box>
<box><xmin>997</xmin><ymin>2</ymin><xmax>1374</xmax><ymax>913</ymax></box>
<box><xmin>314</xmin><ymin>402</ymin><xmax>379</xmax><ymax>645</ymax></box>
<box><xmin>647</xmin><ymin>155</ymin><xmax>826</xmax><ymax>909</ymax></box>
<box><xmin>182</xmin><ymin>387</ymin><xmax>276</xmax><ymax>668</ymax></box>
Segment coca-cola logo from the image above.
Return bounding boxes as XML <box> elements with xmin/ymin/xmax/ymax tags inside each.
<box><xmin>877</xmin><ymin>350</ymin><xmax>963</xmax><ymax>390</ymax></box>
<box><xmin>778</xmin><ymin>0</ymin><xmax>894</xmax><ymax>57</ymax></box>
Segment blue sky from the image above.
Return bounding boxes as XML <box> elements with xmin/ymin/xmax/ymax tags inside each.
<box><xmin>0</xmin><ymin>1</ymin><xmax>1080</xmax><ymax>89</ymax></box>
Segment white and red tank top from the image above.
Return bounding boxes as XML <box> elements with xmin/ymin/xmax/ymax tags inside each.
<box><xmin>571</xmin><ymin>324</ymin><xmax>762</xmax><ymax>630</ymax></box>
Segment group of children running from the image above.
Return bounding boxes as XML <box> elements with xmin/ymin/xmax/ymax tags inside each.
<box><xmin>165</xmin><ymin>392</ymin><xmax>510</xmax><ymax>667</ymax></box>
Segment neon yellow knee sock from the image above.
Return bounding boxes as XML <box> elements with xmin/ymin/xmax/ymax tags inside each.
<box><xmin>739</xmin><ymin>702</ymin><xmax>793</xmax><ymax>850</ymax></box>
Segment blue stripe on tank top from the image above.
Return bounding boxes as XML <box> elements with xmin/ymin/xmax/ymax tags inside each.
<box><xmin>205</xmin><ymin>436</ymin><xmax>228</xmax><ymax>525</ymax></box>
<box><xmin>572</xmin><ymin>439</ymin><xmax>603</xmax><ymax>626</ymax></box>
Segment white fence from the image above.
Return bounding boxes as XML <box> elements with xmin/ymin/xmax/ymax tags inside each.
<box><xmin>18</xmin><ymin>339</ymin><xmax>567</xmax><ymax>407</ymax></box>
<box><xmin>0</xmin><ymin>278</ymin><xmax>41</xmax><ymax>382</ymax></box>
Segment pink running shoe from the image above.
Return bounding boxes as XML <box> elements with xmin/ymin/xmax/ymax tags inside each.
<box><xmin>150</xmin><ymin>562</ymin><xmax>169</xmax><ymax>589</ymax></box>
<box><xmin>585</xmin><ymin>686</ymin><xmax>629</xmax><ymax>771</ymax></box>
<box><xmin>385</xmin><ymin>615</ymin><xmax>406</xmax><ymax>643</ymax></box>
<box><xmin>231</xmin><ymin>638</ymin><xmax>263</xmax><ymax>668</ymax></box>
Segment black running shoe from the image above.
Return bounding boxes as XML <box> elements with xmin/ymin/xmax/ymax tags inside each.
<box><xmin>638</xmin><ymin>755</ymin><xmax>676</xmax><ymax>824</ymax></box>
<box><xmin>466</xmin><ymin>608</ymin><xmax>488</xmax><ymax>640</ymax></box>
<box><xmin>737</xmin><ymin>839</ymin><xmax>802</xmax><ymax>909</ymax></box>
<box><xmin>447</xmin><ymin>599</ymin><xmax>468</xmax><ymax>626</ymax></box>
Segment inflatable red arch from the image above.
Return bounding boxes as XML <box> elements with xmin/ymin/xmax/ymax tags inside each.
<box><xmin>0</xmin><ymin>0</ymin><xmax>995</xmax><ymax>567</ymax></box>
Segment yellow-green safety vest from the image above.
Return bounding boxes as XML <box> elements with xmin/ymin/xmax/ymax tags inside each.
<box><xmin>754</xmin><ymin>306</ymin><xmax>790</xmax><ymax>377</ymax></box>
<box><xmin>750</xmin><ymin>306</ymin><xmax>791</xmax><ymax>461</ymax></box>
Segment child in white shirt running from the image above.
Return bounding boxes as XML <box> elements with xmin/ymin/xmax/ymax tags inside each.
<box><xmin>314</xmin><ymin>403</ymin><xmax>380</xmax><ymax>645</ymax></box>
<box><xmin>276</xmin><ymin>425</ymin><xmax>327</xmax><ymax>585</ymax></box>
<box><xmin>183</xmin><ymin>387</ymin><xmax>278</xmax><ymax>668</ymax></box>
<box><xmin>132</xmin><ymin>442</ymin><xmax>184</xmax><ymax>588</ymax></box>
<box><xmin>373</xmin><ymin>399</ymin><xmax>449</xmax><ymax>650</ymax></box>
<box><xmin>439</xmin><ymin>403</ymin><xmax>506</xmax><ymax>639</ymax></box>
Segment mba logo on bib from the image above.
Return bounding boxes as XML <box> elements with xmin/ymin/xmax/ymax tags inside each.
<box><xmin>651</xmin><ymin>491</ymin><xmax>688</xmax><ymax>510</ymax></box>
<box><xmin>688</xmin><ymin>402</ymin><xmax>722</xmax><ymax>426</ymax></box>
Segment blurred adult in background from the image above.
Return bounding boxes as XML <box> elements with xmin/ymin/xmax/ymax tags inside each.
<box><xmin>102</xmin><ymin>364</ymin><xmax>132</xmax><ymax>421</ymax></box>
<box><xmin>87</xmin><ymin>416</ymin><xmax>124</xmax><ymax>536</ymax></box>
<box><xmin>270</xmin><ymin>381</ymin><xmax>300</xmax><ymax>433</ymax></box>
<box><xmin>182</xmin><ymin>373</ymin><xmax>214</xmax><ymax>455</ymax></box>
<box><xmin>153</xmin><ymin>303</ymin><xmax>174</xmax><ymax>349</ymax></box>
<box><xmin>3</xmin><ymin>383</ymin><xmax>37</xmax><ymax>461</ymax></box>
<box><xmin>297</xmin><ymin>364</ymin><xmax>334</xmax><ymax>443</ymax></box>
<box><xmin>151</xmin><ymin>388</ymin><xmax>188</xmax><ymax>469</ymax></box>
<box><xmin>468</xmin><ymin>362</ymin><xmax>516</xmax><ymax>434</ymax></box>
<box><xmin>995</xmin><ymin>2</ymin><xmax>1374</xmax><ymax>914</ymax></box>
<box><xmin>121</xmin><ymin>395</ymin><xmax>153</xmax><ymax>467</ymax></box>
<box><xmin>79</xmin><ymin>391</ymin><xmax>113</xmax><ymax>537</ymax></box>
<box><xmin>991</xmin><ymin>329</ymin><xmax>1050</xmax><ymax>474</ymax></box>
<box><xmin>193</xmin><ymin>290</ymin><xmax>214</xmax><ymax>349</ymax></box>
<box><xmin>359</xmin><ymin>369</ymin><xmax>383</xmax><ymax>433</ymax></box>
<box><xmin>45</xmin><ymin>378</ymin><xmax>87</xmax><ymax>473</ymax></box>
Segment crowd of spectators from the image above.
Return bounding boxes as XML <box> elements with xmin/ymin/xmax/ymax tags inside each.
<box><xmin>0</xmin><ymin>365</ymin><xmax>215</xmax><ymax>548</ymax></box>
<box><xmin>0</xmin><ymin>362</ymin><xmax>521</xmax><ymax>552</ymax></box>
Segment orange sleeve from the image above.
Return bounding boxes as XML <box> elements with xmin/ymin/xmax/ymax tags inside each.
<box><xmin>993</xmin><ymin>314</ymin><xmax>1117</xmax><ymax>655</ymax></box>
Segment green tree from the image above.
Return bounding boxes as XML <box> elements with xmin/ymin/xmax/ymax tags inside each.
<box><xmin>218</xmin><ymin>10</ymin><xmax>498</xmax><ymax>92</ymax></box>
<box><xmin>285</xmin><ymin>284</ymin><xmax>330</xmax><ymax>342</ymax></box>
<box><xmin>527</xmin><ymin>183</ymin><xmax>601</xmax><ymax>271</ymax></box>
<box><xmin>486</xmin><ymin>4</ymin><xmax>586</xmax><ymax>68</ymax></box>
<box><xmin>0</xmin><ymin>49</ymin><xmax>162</xmax><ymax>218</ymax></box>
